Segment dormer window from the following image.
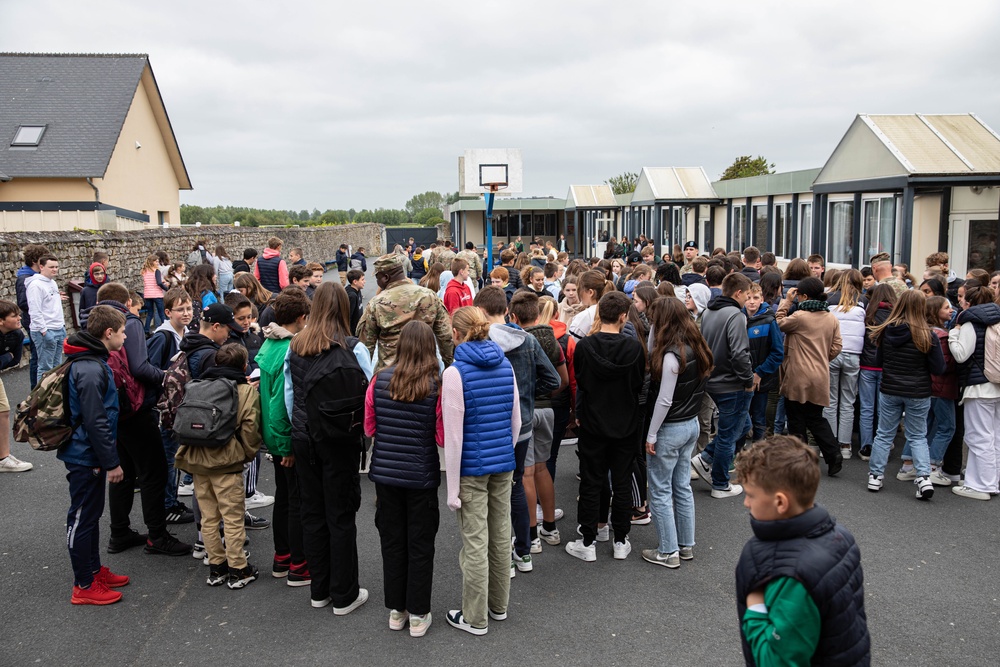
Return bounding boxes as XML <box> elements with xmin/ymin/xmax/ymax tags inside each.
<box><xmin>12</xmin><ymin>125</ymin><xmax>46</xmax><ymax>147</ymax></box>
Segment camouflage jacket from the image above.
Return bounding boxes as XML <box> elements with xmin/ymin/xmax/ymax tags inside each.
<box><xmin>458</xmin><ymin>249</ymin><xmax>483</xmax><ymax>282</ymax></box>
<box><xmin>879</xmin><ymin>276</ymin><xmax>909</xmax><ymax>296</ymax></box>
<box><xmin>357</xmin><ymin>280</ymin><xmax>454</xmax><ymax>372</ymax></box>
<box><xmin>429</xmin><ymin>247</ymin><xmax>457</xmax><ymax>269</ymax></box>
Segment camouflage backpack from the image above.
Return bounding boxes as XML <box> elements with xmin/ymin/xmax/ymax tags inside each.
<box><xmin>13</xmin><ymin>356</ymin><xmax>104</xmax><ymax>451</ymax></box>
<box><xmin>156</xmin><ymin>350</ymin><xmax>191</xmax><ymax>430</ymax></box>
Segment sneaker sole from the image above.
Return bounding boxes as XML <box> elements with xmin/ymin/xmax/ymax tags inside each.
<box><xmin>565</xmin><ymin>544</ymin><xmax>596</xmax><ymax>562</ymax></box>
<box><xmin>71</xmin><ymin>593</ymin><xmax>122</xmax><ymax>605</ymax></box>
<box><xmin>679</xmin><ymin>552</ymin><xmax>694</xmax><ymax>561</ymax></box>
<box><xmin>540</xmin><ymin>537</ymin><xmax>561</xmax><ymax>546</ymax></box>
<box><xmin>514</xmin><ymin>562</ymin><xmax>533</xmax><ymax>573</ymax></box>
<box><xmin>227</xmin><ymin>577</ymin><xmax>257</xmax><ymax>590</ymax></box>
<box><xmin>207</xmin><ymin>576</ymin><xmax>228</xmax><ymax>586</ymax></box>
<box><xmin>641</xmin><ymin>553</ymin><xmax>679</xmax><ymax>568</ymax></box>
<box><xmin>447</xmin><ymin>616</ymin><xmax>488</xmax><ymax>636</ymax></box>
<box><xmin>245</xmin><ymin>501</ymin><xmax>275</xmax><ymax>510</ymax></box>
<box><xmin>244</xmin><ymin>524</ymin><xmax>270</xmax><ymax>531</ymax></box>
<box><xmin>272</xmin><ymin>570</ymin><xmax>289</xmax><ymax>578</ymax></box>
<box><xmin>144</xmin><ymin>546</ymin><xmax>191</xmax><ymax>557</ymax></box>
<box><xmin>333</xmin><ymin>589</ymin><xmax>369</xmax><ymax>615</ymax></box>
<box><xmin>409</xmin><ymin>621</ymin><xmax>431</xmax><ymax>638</ymax></box>
<box><xmin>488</xmin><ymin>609</ymin><xmax>507</xmax><ymax>621</ymax></box>
<box><xmin>630</xmin><ymin>516</ymin><xmax>651</xmax><ymax>525</ymax></box>
<box><xmin>286</xmin><ymin>577</ymin><xmax>311</xmax><ymax>587</ymax></box>
<box><xmin>311</xmin><ymin>598</ymin><xmax>332</xmax><ymax>608</ymax></box>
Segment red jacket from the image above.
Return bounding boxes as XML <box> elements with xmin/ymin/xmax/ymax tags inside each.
<box><xmin>930</xmin><ymin>327</ymin><xmax>958</xmax><ymax>400</ymax></box>
<box><xmin>443</xmin><ymin>280</ymin><xmax>472</xmax><ymax>314</ymax></box>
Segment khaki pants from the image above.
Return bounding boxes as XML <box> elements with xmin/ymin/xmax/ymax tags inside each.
<box><xmin>455</xmin><ymin>471</ymin><xmax>513</xmax><ymax>628</ymax></box>
<box><xmin>698</xmin><ymin>393</ymin><xmax>716</xmax><ymax>452</ymax></box>
<box><xmin>194</xmin><ymin>471</ymin><xmax>247</xmax><ymax>569</ymax></box>
<box><xmin>339</xmin><ymin>271</ymin><xmax>347</xmax><ymax>285</ymax></box>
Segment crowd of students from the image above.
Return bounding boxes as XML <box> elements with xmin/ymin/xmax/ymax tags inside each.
<box><xmin>21</xmin><ymin>228</ymin><xmax>1000</xmax><ymax>662</ymax></box>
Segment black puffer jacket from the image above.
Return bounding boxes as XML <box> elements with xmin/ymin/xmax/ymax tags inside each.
<box><xmin>875</xmin><ymin>324</ymin><xmax>946</xmax><ymax>398</ymax></box>
<box><xmin>859</xmin><ymin>304</ymin><xmax>891</xmax><ymax>369</ymax></box>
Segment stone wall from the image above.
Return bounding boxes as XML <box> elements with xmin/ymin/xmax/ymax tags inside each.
<box><xmin>0</xmin><ymin>223</ymin><xmax>383</xmax><ymax>330</ymax></box>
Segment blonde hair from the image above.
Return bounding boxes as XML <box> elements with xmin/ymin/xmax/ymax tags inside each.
<box><xmin>451</xmin><ymin>306</ymin><xmax>491</xmax><ymax>344</ymax></box>
<box><xmin>142</xmin><ymin>254</ymin><xmax>159</xmax><ymax>273</ymax></box>
<box><xmin>537</xmin><ymin>296</ymin><xmax>557</xmax><ymax>325</ymax></box>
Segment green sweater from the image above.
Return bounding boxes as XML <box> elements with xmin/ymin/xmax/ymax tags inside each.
<box><xmin>256</xmin><ymin>330</ymin><xmax>293</xmax><ymax>457</ymax></box>
<box><xmin>742</xmin><ymin>576</ymin><xmax>821</xmax><ymax>667</ymax></box>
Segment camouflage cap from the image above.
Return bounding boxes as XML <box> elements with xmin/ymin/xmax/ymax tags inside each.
<box><xmin>870</xmin><ymin>252</ymin><xmax>891</xmax><ymax>265</ymax></box>
<box><xmin>374</xmin><ymin>253</ymin><xmax>404</xmax><ymax>274</ymax></box>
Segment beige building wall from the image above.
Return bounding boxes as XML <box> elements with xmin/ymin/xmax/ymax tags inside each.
<box><xmin>0</xmin><ymin>209</ymin><xmax>144</xmax><ymax>232</ymax></box>
<box><xmin>96</xmin><ymin>74</ymin><xmax>181</xmax><ymax>226</ymax></box>
<box><xmin>0</xmin><ymin>177</ymin><xmax>95</xmax><ymax>202</ymax></box>
<box><xmin>910</xmin><ymin>194</ymin><xmax>942</xmax><ymax>272</ymax></box>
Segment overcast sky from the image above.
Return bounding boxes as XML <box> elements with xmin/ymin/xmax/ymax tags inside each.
<box><xmin>8</xmin><ymin>1</ymin><xmax>1000</xmax><ymax>211</ymax></box>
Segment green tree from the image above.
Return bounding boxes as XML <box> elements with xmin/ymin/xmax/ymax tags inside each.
<box><xmin>719</xmin><ymin>155</ymin><xmax>775</xmax><ymax>181</ymax></box>
<box><xmin>405</xmin><ymin>191</ymin><xmax>445</xmax><ymax>218</ymax></box>
<box><xmin>414</xmin><ymin>207</ymin><xmax>443</xmax><ymax>226</ymax></box>
<box><xmin>425</xmin><ymin>216</ymin><xmax>447</xmax><ymax>229</ymax></box>
<box><xmin>605</xmin><ymin>171</ymin><xmax>639</xmax><ymax>195</ymax></box>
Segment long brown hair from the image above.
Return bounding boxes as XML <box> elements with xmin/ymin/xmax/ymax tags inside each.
<box><xmin>834</xmin><ymin>269</ymin><xmax>864</xmax><ymax>312</ymax></box>
<box><xmin>290</xmin><ymin>282</ymin><xmax>352</xmax><ymax>357</ymax></box>
<box><xmin>869</xmin><ymin>290</ymin><xmax>933</xmax><ymax>353</ymax></box>
<box><xmin>783</xmin><ymin>258</ymin><xmax>810</xmax><ymax>281</ymax></box>
<box><xmin>233</xmin><ymin>272</ymin><xmax>273</xmax><ymax>307</ymax></box>
<box><xmin>387</xmin><ymin>321</ymin><xmax>439</xmax><ymax>402</ymax></box>
<box><xmin>647</xmin><ymin>296</ymin><xmax>713</xmax><ymax>380</ymax></box>
<box><xmin>864</xmin><ymin>283</ymin><xmax>897</xmax><ymax>325</ymax></box>
<box><xmin>185</xmin><ymin>264</ymin><xmax>216</xmax><ymax>308</ymax></box>
<box><xmin>924</xmin><ymin>296</ymin><xmax>950</xmax><ymax>328</ymax></box>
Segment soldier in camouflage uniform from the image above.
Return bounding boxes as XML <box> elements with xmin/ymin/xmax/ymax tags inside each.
<box><xmin>870</xmin><ymin>252</ymin><xmax>908</xmax><ymax>296</ymax></box>
<box><xmin>457</xmin><ymin>242</ymin><xmax>483</xmax><ymax>285</ymax></box>
<box><xmin>357</xmin><ymin>253</ymin><xmax>454</xmax><ymax>372</ymax></box>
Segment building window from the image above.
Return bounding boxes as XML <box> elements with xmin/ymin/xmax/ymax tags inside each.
<box><xmin>863</xmin><ymin>197</ymin><xmax>896</xmax><ymax>263</ymax></box>
<box><xmin>773</xmin><ymin>203</ymin><xmax>792</xmax><ymax>258</ymax></box>
<box><xmin>828</xmin><ymin>201</ymin><xmax>855</xmax><ymax>265</ymax></box>
<box><xmin>731</xmin><ymin>205</ymin><xmax>746</xmax><ymax>250</ymax></box>
<box><xmin>672</xmin><ymin>208</ymin><xmax>684</xmax><ymax>251</ymax></box>
<box><xmin>11</xmin><ymin>125</ymin><xmax>46</xmax><ymax>146</ymax></box>
<box><xmin>799</xmin><ymin>203</ymin><xmax>813</xmax><ymax>256</ymax></box>
<box><xmin>752</xmin><ymin>205</ymin><xmax>768</xmax><ymax>250</ymax></box>
<box><xmin>494</xmin><ymin>213</ymin><xmax>508</xmax><ymax>238</ymax></box>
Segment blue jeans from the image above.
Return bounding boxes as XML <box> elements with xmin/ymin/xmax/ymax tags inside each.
<box><xmin>32</xmin><ymin>328</ymin><xmax>66</xmax><ymax>378</ymax></box>
<box><xmin>858</xmin><ymin>369</ymin><xmax>882</xmax><ymax>447</ymax></box>
<box><xmin>647</xmin><ymin>417</ymin><xmax>698</xmax><ymax>554</ymax></box>
<box><xmin>773</xmin><ymin>394</ymin><xmax>787</xmax><ymax>434</ymax></box>
<box><xmin>218</xmin><ymin>272</ymin><xmax>234</xmax><ymax>294</ymax></box>
<box><xmin>162</xmin><ymin>427</ymin><xmax>179</xmax><ymax>509</ymax></box>
<box><xmin>27</xmin><ymin>338</ymin><xmax>39</xmax><ymax>388</ymax></box>
<box><xmin>869</xmin><ymin>394</ymin><xmax>931</xmax><ymax>478</ymax></box>
<box><xmin>748</xmin><ymin>391</ymin><xmax>769</xmax><ymax>441</ymax></box>
<box><xmin>144</xmin><ymin>298</ymin><xmax>165</xmax><ymax>333</ymax></box>
<box><xmin>702</xmin><ymin>390</ymin><xmax>752</xmax><ymax>489</ymax></box>
<box><xmin>922</xmin><ymin>397</ymin><xmax>956</xmax><ymax>465</ymax></box>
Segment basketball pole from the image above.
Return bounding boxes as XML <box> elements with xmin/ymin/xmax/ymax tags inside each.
<box><xmin>485</xmin><ymin>188</ymin><xmax>496</xmax><ymax>271</ymax></box>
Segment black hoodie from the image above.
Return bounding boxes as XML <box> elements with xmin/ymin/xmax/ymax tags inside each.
<box><xmin>574</xmin><ymin>331</ymin><xmax>645</xmax><ymax>437</ymax></box>
<box><xmin>180</xmin><ymin>332</ymin><xmax>221</xmax><ymax>380</ymax></box>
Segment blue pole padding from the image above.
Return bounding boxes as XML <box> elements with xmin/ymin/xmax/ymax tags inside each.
<box><xmin>485</xmin><ymin>192</ymin><xmax>495</xmax><ymax>270</ymax></box>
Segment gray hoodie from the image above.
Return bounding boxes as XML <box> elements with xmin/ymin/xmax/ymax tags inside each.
<box><xmin>489</xmin><ymin>323</ymin><xmax>559</xmax><ymax>441</ymax></box>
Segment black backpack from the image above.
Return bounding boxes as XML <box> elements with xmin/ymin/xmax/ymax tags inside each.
<box><xmin>173</xmin><ymin>377</ymin><xmax>239</xmax><ymax>447</ymax></box>
<box><xmin>302</xmin><ymin>337</ymin><xmax>368</xmax><ymax>446</ymax></box>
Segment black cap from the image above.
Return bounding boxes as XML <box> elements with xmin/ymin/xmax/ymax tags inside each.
<box><xmin>201</xmin><ymin>303</ymin><xmax>235</xmax><ymax>325</ymax></box>
<box><xmin>684</xmin><ymin>241</ymin><xmax>698</xmax><ymax>250</ymax></box>
<box><xmin>626</xmin><ymin>251</ymin><xmax>642</xmax><ymax>264</ymax></box>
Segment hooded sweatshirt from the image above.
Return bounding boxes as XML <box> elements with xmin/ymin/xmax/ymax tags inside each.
<box><xmin>701</xmin><ymin>295</ymin><xmax>754</xmax><ymax>394</ymax></box>
<box><xmin>25</xmin><ymin>273</ymin><xmax>64</xmax><ymax>333</ymax></box>
<box><xmin>147</xmin><ymin>319</ymin><xmax>185</xmax><ymax>373</ymax></box>
<box><xmin>574</xmin><ymin>331</ymin><xmax>646</xmax><ymax>436</ymax></box>
<box><xmin>57</xmin><ymin>331</ymin><xmax>119</xmax><ymax>470</ymax></box>
<box><xmin>15</xmin><ymin>265</ymin><xmax>37</xmax><ymax>330</ymax></box>
<box><xmin>79</xmin><ymin>263</ymin><xmax>108</xmax><ymax>312</ymax></box>
<box><xmin>256</xmin><ymin>323</ymin><xmax>295</xmax><ymax>456</ymax></box>
<box><xmin>180</xmin><ymin>331</ymin><xmax>221</xmax><ymax>380</ymax></box>
<box><xmin>489</xmin><ymin>323</ymin><xmax>559</xmax><ymax>441</ymax></box>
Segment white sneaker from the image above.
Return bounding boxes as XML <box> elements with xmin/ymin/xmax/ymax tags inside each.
<box><xmin>536</xmin><ymin>506</ymin><xmax>565</xmax><ymax>522</ymax></box>
<box><xmin>529</xmin><ymin>538</ymin><xmax>542</xmax><ymax>554</ymax></box>
<box><xmin>691</xmin><ymin>453</ymin><xmax>712</xmax><ymax>484</ymax></box>
<box><xmin>333</xmin><ymin>588</ymin><xmax>369</xmax><ymax>615</ymax></box>
<box><xmin>565</xmin><ymin>539</ymin><xmax>596</xmax><ymax>562</ymax></box>
<box><xmin>513</xmin><ymin>553</ymin><xmax>533</xmax><ymax>572</ymax></box>
<box><xmin>509</xmin><ymin>561</ymin><xmax>516</xmax><ymax>578</ymax></box>
<box><xmin>915</xmin><ymin>476</ymin><xmax>934</xmax><ymax>500</ymax></box>
<box><xmin>389</xmin><ymin>609</ymin><xmax>409</xmax><ymax>631</ymax></box>
<box><xmin>613</xmin><ymin>538</ymin><xmax>632</xmax><ymax>560</ymax></box>
<box><xmin>597</xmin><ymin>525</ymin><xmax>610</xmax><ymax>542</ymax></box>
<box><xmin>710</xmin><ymin>484</ymin><xmax>743</xmax><ymax>499</ymax></box>
<box><xmin>177</xmin><ymin>482</ymin><xmax>194</xmax><ymax>497</ymax></box>
<box><xmin>929</xmin><ymin>470</ymin><xmax>953</xmax><ymax>486</ymax></box>
<box><xmin>952</xmin><ymin>485</ymin><xmax>990</xmax><ymax>501</ymax></box>
<box><xmin>896</xmin><ymin>466</ymin><xmax>916</xmax><ymax>482</ymax></box>
<box><xmin>840</xmin><ymin>446</ymin><xmax>852</xmax><ymax>460</ymax></box>
<box><xmin>0</xmin><ymin>455</ymin><xmax>33</xmax><ymax>473</ymax></box>
<box><xmin>867</xmin><ymin>474</ymin><xmax>884</xmax><ymax>492</ymax></box>
<box><xmin>539</xmin><ymin>527</ymin><xmax>561</xmax><ymax>545</ymax></box>
<box><xmin>246</xmin><ymin>490</ymin><xmax>275</xmax><ymax>510</ymax></box>
<box><xmin>409</xmin><ymin>612</ymin><xmax>431</xmax><ymax>638</ymax></box>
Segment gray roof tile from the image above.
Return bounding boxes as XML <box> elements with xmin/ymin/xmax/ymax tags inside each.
<box><xmin>0</xmin><ymin>53</ymin><xmax>147</xmax><ymax>178</ymax></box>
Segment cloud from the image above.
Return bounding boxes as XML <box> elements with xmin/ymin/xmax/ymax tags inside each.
<box><xmin>6</xmin><ymin>0</ymin><xmax>1000</xmax><ymax>209</ymax></box>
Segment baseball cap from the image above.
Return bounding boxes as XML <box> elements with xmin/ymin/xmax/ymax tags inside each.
<box><xmin>374</xmin><ymin>253</ymin><xmax>404</xmax><ymax>274</ymax></box>
<box><xmin>202</xmin><ymin>303</ymin><xmax>235</xmax><ymax>325</ymax></box>
<box><xmin>684</xmin><ymin>241</ymin><xmax>698</xmax><ymax>250</ymax></box>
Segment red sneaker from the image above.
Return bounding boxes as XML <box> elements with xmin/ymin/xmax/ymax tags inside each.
<box><xmin>94</xmin><ymin>565</ymin><xmax>130</xmax><ymax>588</ymax></box>
<box><xmin>71</xmin><ymin>580</ymin><xmax>123</xmax><ymax>605</ymax></box>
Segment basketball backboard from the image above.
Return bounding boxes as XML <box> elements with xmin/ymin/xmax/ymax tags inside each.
<box><xmin>459</xmin><ymin>148</ymin><xmax>523</xmax><ymax>196</ymax></box>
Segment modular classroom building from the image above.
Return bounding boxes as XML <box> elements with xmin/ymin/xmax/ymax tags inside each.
<box><xmin>446</xmin><ymin>114</ymin><xmax>1000</xmax><ymax>276</ymax></box>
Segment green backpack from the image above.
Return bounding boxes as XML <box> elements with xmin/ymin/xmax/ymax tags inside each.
<box><xmin>13</xmin><ymin>356</ymin><xmax>103</xmax><ymax>451</ymax></box>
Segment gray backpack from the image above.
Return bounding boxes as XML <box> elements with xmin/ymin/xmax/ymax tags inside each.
<box><xmin>174</xmin><ymin>378</ymin><xmax>239</xmax><ymax>448</ymax></box>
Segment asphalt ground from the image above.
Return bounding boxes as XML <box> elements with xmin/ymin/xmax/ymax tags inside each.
<box><xmin>2</xmin><ymin>267</ymin><xmax>999</xmax><ymax>666</ymax></box>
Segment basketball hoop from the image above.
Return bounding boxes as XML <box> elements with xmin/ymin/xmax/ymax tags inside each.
<box><xmin>459</xmin><ymin>149</ymin><xmax>523</xmax><ymax>270</ymax></box>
